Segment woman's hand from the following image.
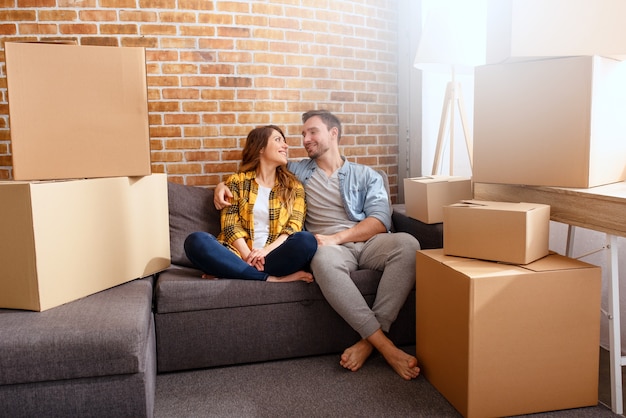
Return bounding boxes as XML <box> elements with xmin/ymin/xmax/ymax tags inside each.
<box><xmin>245</xmin><ymin>248</ymin><xmax>268</xmax><ymax>271</ymax></box>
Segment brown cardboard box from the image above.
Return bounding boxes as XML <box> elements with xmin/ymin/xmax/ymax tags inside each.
<box><xmin>487</xmin><ymin>0</ymin><xmax>626</xmax><ymax>63</ymax></box>
<box><xmin>0</xmin><ymin>174</ymin><xmax>170</xmax><ymax>311</ymax></box>
<box><xmin>416</xmin><ymin>249</ymin><xmax>601</xmax><ymax>418</ymax></box>
<box><xmin>443</xmin><ymin>200</ymin><xmax>549</xmax><ymax>264</ymax></box>
<box><xmin>5</xmin><ymin>42</ymin><xmax>151</xmax><ymax>181</ymax></box>
<box><xmin>473</xmin><ymin>55</ymin><xmax>626</xmax><ymax>188</ymax></box>
<box><xmin>403</xmin><ymin>176</ymin><xmax>472</xmax><ymax>224</ymax></box>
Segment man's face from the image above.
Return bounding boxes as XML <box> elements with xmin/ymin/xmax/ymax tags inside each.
<box><xmin>301</xmin><ymin>116</ymin><xmax>335</xmax><ymax>160</ymax></box>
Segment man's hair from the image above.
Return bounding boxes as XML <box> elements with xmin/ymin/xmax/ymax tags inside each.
<box><xmin>302</xmin><ymin>109</ymin><xmax>342</xmax><ymax>142</ymax></box>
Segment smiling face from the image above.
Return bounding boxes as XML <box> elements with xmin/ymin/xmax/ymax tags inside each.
<box><xmin>301</xmin><ymin>115</ymin><xmax>336</xmax><ymax>160</ymax></box>
<box><xmin>240</xmin><ymin>125</ymin><xmax>288</xmax><ymax>173</ymax></box>
<box><xmin>260</xmin><ymin>128</ymin><xmax>288</xmax><ymax>167</ymax></box>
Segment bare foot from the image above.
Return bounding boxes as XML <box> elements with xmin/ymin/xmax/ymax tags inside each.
<box><xmin>267</xmin><ymin>270</ymin><xmax>314</xmax><ymax>283</ymax></box>
<box><xmin>366</xmin><ymin>329</ymin><xmax>420</xmax><ymax>380</ymax></box>
<box><xmin>340</xmin><ymin>339</ymin><xmax>373</xmax><ymax>372</ymax></box>
<box><xmin>201</xmin><ymin>274</ymin><xmax>217</xmax><ymax>280</ymax></box>
<box><xmin>379</xmin><ymin>345</ymin><xmax>420</xmax><ymax>381</ymax></box>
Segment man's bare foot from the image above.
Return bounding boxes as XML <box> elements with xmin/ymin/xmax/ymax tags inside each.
<box><xmin>267</xmin><ymin>270</ymin><xmax>314</xmax><ymax>283</ymax></box>
<box><xmin>340</xmin><ymin>339</ymin><xmax>373</xmax><ymax>372</ymax></box>
<box><xmin>379</xmin><ymin>345</ymin><xmax>420</xmax><ymax>381</ymax></box>
<box><xmin>366</xmin><ymin>329</ymin><xmax>420</xmax><ymax>380</ymax></box>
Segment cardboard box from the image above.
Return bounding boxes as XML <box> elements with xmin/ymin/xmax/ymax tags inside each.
<box><xmin>0</xmin><ymin>174</ymin><xmax>170</xmax><ymax>311</ymax></box>
<box><xmin>487</xmin><ymin>0</ymin><xmax>626</xmax><ymax>63</ymax></box>
<box><xmin>403</xmin><ymin>176</ymin><xmax>472</xmax><ymax>224</ymax></box>
<box><xmin>443</xmin><ymin>200</ymin><xmax>549</xmax><ymax>264</ymax></box>
<box><xmin>474</xmin><ymin>56</ymin><xmax>626</xmax><ymax>188</ymax></box>
<box><xmin>5</xmin><ymin>42</ymin><xmax>151</xmax><ymax>181</ymax></box>
<box><xmin>416</xmin><ymin>249</ymin><xmax>601</xmax><ymax>418</ymax></box>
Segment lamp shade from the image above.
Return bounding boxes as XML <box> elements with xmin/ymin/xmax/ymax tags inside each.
<box><xmin>414</xmin><ymin>2</ymin><xmax>487</xmax><ymax>73</ymax></box>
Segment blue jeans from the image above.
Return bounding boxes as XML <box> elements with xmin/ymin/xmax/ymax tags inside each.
<box><xmin>184</xmin><ymin>231</ymin><xmax>317</xmax><ymax>281</ymax></box>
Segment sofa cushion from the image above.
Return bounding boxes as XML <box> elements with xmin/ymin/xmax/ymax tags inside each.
<box><xmin>168</xmin><ymin>182</ymin><xmax>221</xmax><ymax>267</ymax></box>
<box><xmin>0</xmin><ymin>277</ymin><xmax>154</xmax><ymax>386</ymax></box>
<box><xmin>154</xmin><ymin>265</ymin><xmax>383</xmax><ymax>314</ymax></box>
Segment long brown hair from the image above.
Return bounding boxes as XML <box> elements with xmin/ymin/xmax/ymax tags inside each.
<box><xmin>239</xmin><ymin>125</ymin><xmax>300</xmax><ymax>214</ymax></box>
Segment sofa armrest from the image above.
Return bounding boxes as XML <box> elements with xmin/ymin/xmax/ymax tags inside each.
<box><xmin>392</xmin><ymin>204</ymin><xmax>443</xmax><ymax>250</ymax></box>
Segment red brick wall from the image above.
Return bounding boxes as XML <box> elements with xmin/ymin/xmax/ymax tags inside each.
<box><xmin>0</xmin><ymin>0</ymin><xmax>401</xmax><ymax>200</ymax></box>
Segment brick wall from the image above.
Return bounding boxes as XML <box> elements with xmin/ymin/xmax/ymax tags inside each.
<box><xmin>0</xmin><ymin>0</ymin><xmax>401</xmax><ymax>200</ymax></box>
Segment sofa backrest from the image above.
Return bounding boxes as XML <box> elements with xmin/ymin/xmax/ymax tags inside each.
<box><xmin>167</xmin><ymin>182</ymin><xmax>221</xmax><ymax>268</ymax></box>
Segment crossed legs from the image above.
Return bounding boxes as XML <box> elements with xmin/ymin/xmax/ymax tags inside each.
<box><xmin>310</xmin><ymin>232</ymin><xmax>421</xmax><ymax>379</ymax></box>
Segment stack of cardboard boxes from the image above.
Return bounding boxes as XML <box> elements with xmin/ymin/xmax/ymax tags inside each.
<box><xmin>417</xmin><ymin>202</ymin><xmax>601</xmax><ymax>418</ymax></box>
<box><xmin>0</xmin><ymin>42</ymin><xmax>170</xmax><ymax>312</ymax></box>
<box><xmin>411</xmin><ymin>0</ymin><xmax>626</xmax><ymax>416</ymax></box>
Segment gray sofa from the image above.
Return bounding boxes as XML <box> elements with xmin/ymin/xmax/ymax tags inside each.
<box><xmin>0</xmin><ymin>180</ymin><xmax>443</xmax><ymax>417</ymax></box>
<box><xmin>154</xmin><ymin>181</ymin><xmax>443</xmax><ymax>372</ymax></box>
<box><xmin>0</xmin><ymin>277</ymin><xmax>156</xmax><ymax>418</ymax></box>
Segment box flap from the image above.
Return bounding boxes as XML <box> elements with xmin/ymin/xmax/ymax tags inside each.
<box><xmin>520</xmin><ymin>253</ymin><xmax>598</xmax><ymax>273</ymax></box>
<box><xmin>453</xmin><ymin>199</ymin><xmax>549</xmax><ymax>213</ymax></box>
<box><xmin>420</xmin><ymin>249</ymin><xmax>597</xmax><ymax>277</ymax></box>
<box><xmin>419</xmin><ymin>249</ymin><xmax>529</xmax><ymax>278</ymax></box>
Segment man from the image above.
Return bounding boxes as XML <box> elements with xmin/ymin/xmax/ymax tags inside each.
<box><xmin>215</xmin><ymin>110</ymin><xmax>421</xmax><ymax>380</ymax></box>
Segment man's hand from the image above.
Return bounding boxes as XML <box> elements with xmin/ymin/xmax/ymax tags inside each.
<box><xmin>315</xmin><ymin>217</ymin><xmax>386</xmax><ymax>247</ymax></box>
<box><xmin>315</xmin><ymin>233</ymin><xmax>341</xmax><ymax>247</ymax></box>
<box><xmin>214</xmin><ymin>182</ymin><xmax>233</xmax><ymax>210</ymax></box>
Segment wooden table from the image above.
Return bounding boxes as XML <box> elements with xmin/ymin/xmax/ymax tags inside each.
<box><xmin>474</xmin><ymin>181</ymin><xmax>626</xmax><ymax>414</ymax></box>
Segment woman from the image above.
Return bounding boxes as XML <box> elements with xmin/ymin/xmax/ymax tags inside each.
<box><xmin>184</xmin><ymin>125</ymin><xmax>317</xmax><ymax>282</ymax></box>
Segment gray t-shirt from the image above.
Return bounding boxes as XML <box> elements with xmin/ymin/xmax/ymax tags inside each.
<box><xmin>304</xmin><ymin>168</ymin><xmax>357</xmax><ymax>235</ymax></box>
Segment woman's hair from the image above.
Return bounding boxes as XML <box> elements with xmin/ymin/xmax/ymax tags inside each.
<box><xmin>239</xmin><ymin>125</ymin><xmax>300</xmax><ymax>214</ymax></box>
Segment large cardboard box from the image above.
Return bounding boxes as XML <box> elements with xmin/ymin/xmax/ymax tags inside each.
<box><xmin>474</xmin><ymin>56</ymin><xmax>626</xmax><ymax>188</ymax></box>
<box><xmin>443</xmin><ymin>200</ymin><xmax>549</xmax><ymax>264</ymax></box>
<box><xmin>403</xmin><ymin>176</ymin><xmax>472</xmax><ymax>224</ymax></box>
<box><xmin>487</xmin><ymin>0</ymin><xmax>626</xmax><ymax>63</ymax></box>
<box><xmin>0</xmin><ymin>174</ymin><xmax>170</xmax><ymax>311</ymax></box>
<box><xmin>5</xmin><ymin>42</ymin><xmax>151</xmax><ymax>181</ymax></box>
<box><xmin>416</xmin><ymin>249</ymin><xmax>601</xmax><ymax>418</ymax></box>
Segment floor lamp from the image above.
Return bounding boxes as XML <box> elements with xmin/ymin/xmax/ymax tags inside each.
<box><xmin>413</xmin><ymin>4</ymin><xmax>486</xmax><ymax>176</ymax></box>
<box><xmin>431</xmin><ymin>66</ymin><xmax>473</xmax><ymax>176</ymax></box>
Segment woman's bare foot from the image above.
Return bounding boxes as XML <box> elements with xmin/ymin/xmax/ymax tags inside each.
<box><xmin>201</xmin><ymin>274</ymin><xmax>217</xmax><ymax>280</ymax></box>
<box><xmin>267</xmin><ymin>270</ymin><xmax>314</xmax><ymax>283</ymax></box>
<box><xmin>340</xmin><ymin>339</ymin><xmax>373</xmax><ymax>372</ymax></box>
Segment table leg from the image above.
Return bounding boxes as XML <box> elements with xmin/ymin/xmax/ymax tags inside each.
<box><xmin>567</xmin><ymin>228</ymin><xmax>623</xmax><ymax>413</ymax></box>
<box><xmin>607</xmin><ymin>234</ymin><xmax>623</xmax><ymax>414</ymax></box>
<box><xmin>566</xmin><ymin>225</ymin><xmax>576</xmax><ymax>257</ymax></box>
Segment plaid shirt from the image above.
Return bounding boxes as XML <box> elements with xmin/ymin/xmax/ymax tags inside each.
<box><xmin>218</xmin><ymin>170</ymin><xmax>307</xmax><ymax>256</ymax></box>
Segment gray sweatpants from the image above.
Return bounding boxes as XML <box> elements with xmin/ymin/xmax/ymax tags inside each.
<box><xmin>310</xmin><ymin>232</ymin><xmax>421</xmax><ymax>340</ymax></box>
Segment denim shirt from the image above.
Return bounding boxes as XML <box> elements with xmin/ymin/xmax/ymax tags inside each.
<box><xmin>288</xmin><ymin>157</ymin><xmax>392</xmax><ymax>231</ymax></box>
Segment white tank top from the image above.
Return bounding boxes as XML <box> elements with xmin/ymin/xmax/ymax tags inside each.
<box><xmin>253</xmin><ymin>185</ymin><xmax>271</xmax><ymax>249</ymax></box>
